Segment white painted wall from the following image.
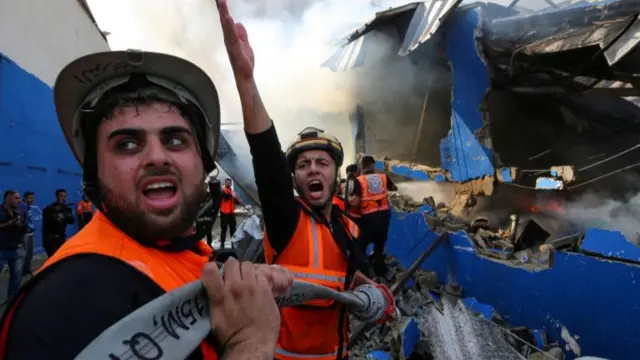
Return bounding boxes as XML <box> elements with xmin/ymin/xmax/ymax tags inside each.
<box><xmin>0</xmin><ymin>0</ymin><xmax>110</xmax><ymax>86</ymax></box>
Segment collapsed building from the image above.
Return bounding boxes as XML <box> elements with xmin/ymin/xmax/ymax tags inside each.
<box><xmin>226</xmin><ymin>1</ymin><xmax>640</xmax><ymax>359</ymax></box>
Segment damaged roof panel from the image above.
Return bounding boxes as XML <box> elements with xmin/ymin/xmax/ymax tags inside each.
<box><xmin>323</xmin><ymin>0</ymin><xmax>461</xmax><ymax>72</ymax></box>
<box><xmin>399</xmin><ymin>0</ymin><xmax>462</xmax><ymax>55</ymax></box>
<box><xmin>488</xmin><ymin>0</ymin><xmax>640</xmax><ymax>60</ymax></box>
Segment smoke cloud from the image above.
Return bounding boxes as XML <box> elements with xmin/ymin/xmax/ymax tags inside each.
<box><xmin>86</xmin><ymin>0</ymin><xmax>424</xmax><ymax>174</ymax></box>
<box><xmin>557</xmin><ymin>192</ymin><xmax>640</xmax><ymax>244</ymax></box>
<box><xmin>395</xmin><ymin>181</ymin><xmax>455</xmax><ymax>205</ymax></box>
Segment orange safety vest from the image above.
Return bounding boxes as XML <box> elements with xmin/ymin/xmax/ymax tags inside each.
<box><xmin>357</xmin><ymin>173</ymin><xmax>390</xmax><ymax>215</ymax></box>
<box><xmin>346</xmin><ymin>205</ymin><xmax>362</xmax><ymax>220</ymax></box>
<box><xmin>220</xmin><ymin>187</ymin><xmax>235</xmax><ymax>214</ymax></box>
<box><xmin>0</xmin><ymin>212</ymin><xmax>218</xmax><ymax>359</ymax></box>
<box><xmin>264</xmin><ymin>200</ymin><xmax>359</xmax><ymax>360</ymax></box>
<box><xmin>332</xmin><ymin>196</ymin><xmax>345</xmax><ymax>211</ymax></box>
<box><xmin>76</xmin><ymin>200</ymin><xmax>93</xmax><ymax>214</ymax></box>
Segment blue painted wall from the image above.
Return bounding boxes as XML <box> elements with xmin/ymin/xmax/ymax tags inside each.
<box><xmin>0</xmin><ymin>54</ymin><xmax>83</xmax><ymax>254</ymax></box>
<box><xmin>386</xmin><ymin>208</ymin><xmax>640</xmax><ymax>360</ymax></box>
<box><xmin>439</xmin><ymin>7</ymin><xmax>494</xmax><ymax>182</ymax></box>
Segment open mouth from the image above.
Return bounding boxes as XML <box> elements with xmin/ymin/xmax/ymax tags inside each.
<box><xmin>308</xmin><ymin>180</ymin><xmax>324</xmax><ymax>200</ymax></box>
<box><xmin>142</xmin><ymin>181</ymin><xmax>177</xmax><ymax>200</ymax></box>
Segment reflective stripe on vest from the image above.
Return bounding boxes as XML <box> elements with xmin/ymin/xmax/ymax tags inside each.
<box><xmin>0</xmin><ymin>212</ymin><xmax>218</xmax><ymax>360</ymax></box>
<box><xmin>357</xmin><ymin>174</ymin><xmax>390</xmax><ymax>215</ymax></box>
<box><xmin>263</xmin><ymin>203</ymin><xmax>359</xmax><ymax>360</ymax></box>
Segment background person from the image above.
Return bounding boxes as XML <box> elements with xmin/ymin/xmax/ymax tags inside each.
<box><xmin>42</xmin><ymin>189</ymin><xmax>74</xmax><ymax>257</ymax></box>
<box><xmin>0</xmin><ymin>190</ymin><xmax>28</xmax><ymax>298</ymax></box>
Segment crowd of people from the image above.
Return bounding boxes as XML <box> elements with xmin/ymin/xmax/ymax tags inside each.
<box><xmin>0</xmin><ymin>189</ymin><xmax>94</xmax><ymax>300</ymax></box>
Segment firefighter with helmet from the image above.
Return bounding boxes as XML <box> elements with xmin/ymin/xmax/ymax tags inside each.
<box><xmin>215</xmin><ymin>0</ymin><xmax>396</xmax><ymax>356</ymax></box>
<box><xmin>0</xmin><ymin>48</ymin><xmax>292</xmax><ymax>359</ymax></box>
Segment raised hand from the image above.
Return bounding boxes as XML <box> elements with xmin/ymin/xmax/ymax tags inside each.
<box><xmin>216</xmin><ymin>0</ymin><xmax>255</xmax><ymax>82</ymax></box>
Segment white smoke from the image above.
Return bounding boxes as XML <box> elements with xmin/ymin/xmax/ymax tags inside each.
<box><xmin>560</xmin><ymin>192</ymin><xmax>640</xmax><ymax>244</ymax></box>
<box><xmin>395</xmin><ymin>181</ymin><xmax>455</xmax><ymax>205</ymax></box>
<box><xmin>85</xmin><ymin>0</ymin><xmax>422</xmax><ymax>172</ymax></box>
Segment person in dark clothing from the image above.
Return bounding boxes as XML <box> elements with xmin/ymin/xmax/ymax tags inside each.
<box><xmin>219</xmin><ymin>178</ymin><xmax>245</xmax><ymax>248</ymax></box>
<box><xmin>343</xmin><ymin>164</ymin><xmax>362</xmax><ymax>224</ymax></box>
<box><xmin>0</xmin><ymin>190</ymin><xmax>28</xmax><ymax>298</ymax></box>
<box><xmin>20</xmin><ymin>191</ymin><xmax>36</xmax><ymax>276</ymax></box>
<box><xmin>41</xmin><ymin>189</ymin><xmax>74</xmax><ymax>257</ymax></box>
<box><xmin>350</xmin><ymin>156</ymin><xmax>398</xmax><ymax>277</ymax></box>
<box><xmin>197</xmin><ymin>179</ymin><xmax>222</xmax><ymax>246</ymax></box>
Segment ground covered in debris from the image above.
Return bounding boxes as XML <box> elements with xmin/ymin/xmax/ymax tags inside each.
<box><xmin>348</xmin><ymin>258</ymin><xmax>568</xmax><ymax>360</ymax></box>
<box><xmin>388</xmin><ymin>191</ymin><xmax>577</xmax><ymax>272</ymax></box>
<box><xmin>356</xmin><ymin>192</ymin><xmax>578</xmax><ymax>359</ymax></box>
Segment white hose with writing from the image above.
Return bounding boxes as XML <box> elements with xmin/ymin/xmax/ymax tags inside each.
<box><xmin>74</xmin><ymin>280</ymin><xmax>387</xmax><ymax>360</ymax></box>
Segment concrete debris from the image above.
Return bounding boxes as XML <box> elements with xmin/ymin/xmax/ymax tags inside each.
<box><xmin>349</xmin><ymin>257</ymin><xmax>569</xmax><ymax>359</ymax></box>
<box><xmin>388</xmin><ymin>193</ymin><xmax>427</xmax><ymax>212</ymax></box>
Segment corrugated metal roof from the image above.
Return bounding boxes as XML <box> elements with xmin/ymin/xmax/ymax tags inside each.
<box><xmin>399</xmin><ymin>0</ymin><xmax>462</xmax><ymax>55</ymax></box>
<box><xmin>323</xmin><ymin>0</ymin><xmax>461</xmax><ymax>72</ymax></box>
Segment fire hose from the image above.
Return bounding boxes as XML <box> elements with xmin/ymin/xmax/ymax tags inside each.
<box><xmin>348</xmin><ymin>232</ymin><xmax>450</xmax><ymax>349</ymax></box>
<box><xmin>74</xmin><ymin>279</ymin><xmax>392</xmax><ymax>360</ymax></box>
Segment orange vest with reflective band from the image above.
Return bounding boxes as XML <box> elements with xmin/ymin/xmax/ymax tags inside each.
<box><xmin>332</xmin><ymin>196</ymin><xmax>345</xmax><ymax>211</ymax></box>
<box><xmin>76</xmin><ymin>200</ymin><xmax>93</xmax><ymax>214</ymax></box>
<box><xmin>220</xmin><ymin>187</ymin><xmax>235</xmax><ymax>214</ymax></box>
<box><xmin>357</xmin><ymin>173</ymin><xmax>390</xmax><ymax>215</ymax></box>
<box><xmin>346</xmin><ymin>201</ymin><xmax>362</xmax><ymax>219</ymax></box>
<box><xmin>264</xmin><ymin>200</ymin><xmax>359</xmax><ymax>360</ymax></box>
<box><xmin>0</xmin><ymin>212</ymin><xmax>218</xmax><ymax>360</ymax></box>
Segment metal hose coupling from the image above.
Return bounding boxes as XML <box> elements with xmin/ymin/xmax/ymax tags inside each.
<box><xmin>346</xmin><ymin>284</ymin><xmax>388</xmax><ymax>323</ymax></box>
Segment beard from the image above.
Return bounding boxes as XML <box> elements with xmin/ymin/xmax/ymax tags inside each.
<box><xmin>295</xmin><ymin>178</ymin><xmax>338</xmax><ymax>213</ymax></box>
<box><xmin>99</xmin><ymin>179</ymin><xmax>206</xmax><ymax>243</ymax></box>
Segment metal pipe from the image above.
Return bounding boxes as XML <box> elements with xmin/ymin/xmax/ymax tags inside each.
<box><xmin>390</xmin><ymin>232</ymin><xmax>449</xmax><ymax>294</ymax></box>
<box><xmin>348</xmin><ymin>232</ymin><xmax>450</xmax><ymax>349</ymax></box>
<box><xmin>508</xmin><ymin>214</ymin><xmax>519</xmax><ymax>244</ymax></box>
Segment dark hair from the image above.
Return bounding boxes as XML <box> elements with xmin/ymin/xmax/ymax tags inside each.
<box><xmin>24</xmin><ymin>191</ymin><xmax>34</xmax><ymax>198</ymax></box>
<box><xmin>346</xmin><ymin>164</ymin><xmax>358</xmax><ymax>174</ymax></box>
<box><xmin>81</xmin><ymin>78</ymin><xmax>207</xmax><ymax>188</ymax></box>
<box><xmin>361</xmin><ymin>156</ymin><xmax>375</xmax><ymax>167</ymax></box>
<box><xmin>3</xmin><ymin>190</ymin><xmax>16</xmax><ymax>201</ymax></box>
<box><xmin>339</xmin><ymin>179</ymin><xmax>347</xmax><ymax>184</ymax></box>
<box><xmin>55</xmin><ymin>189</ymin><xmax>67</xmax><ymax>197</ymax></box>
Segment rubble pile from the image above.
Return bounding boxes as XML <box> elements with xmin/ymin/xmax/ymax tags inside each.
<box><xmin>388</xmin><ymin>193</ymin><xmax>427</xmax><ymax>212</ymax></box>
<box><xmin>349</xmin><ymin>257</ymin><xmax>568</xmax><ymax>360</ymax></box>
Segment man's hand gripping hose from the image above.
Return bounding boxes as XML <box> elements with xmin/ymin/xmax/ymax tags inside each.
<box><xmin>73</xmin><ymin>275</ymin><xmax>395</xmax><ymax>360</ymax></box>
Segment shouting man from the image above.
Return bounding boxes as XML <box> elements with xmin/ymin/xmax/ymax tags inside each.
<box><xmin>0</xmin><ymin>49</ymin><xmax>292</xmax><ymax>359</ymax></box>
<box><xmin>216</xmin><ymin>1</ymin><xmax>395</xmax><ymax>359</ymax></box>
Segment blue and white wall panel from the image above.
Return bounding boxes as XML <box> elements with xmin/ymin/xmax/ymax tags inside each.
<box><xmin>0</xmin><ymin>0</ymin><xmax>109</xmax><ymax>253</ymax></box>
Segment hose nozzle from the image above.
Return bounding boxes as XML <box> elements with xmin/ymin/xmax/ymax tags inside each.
<box><xmin>346</xmin><ymin>284</ymin><xmax>389</xmax><ymax>323</ymax></box>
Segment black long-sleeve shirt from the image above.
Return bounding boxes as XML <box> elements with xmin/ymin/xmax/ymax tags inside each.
<box><xmin>245</xmin><ymin>125</ymin><xmax>299</xmax><ymax>254</ymax></box>
<box><xmin>5</xmin><ymin>255</ymin><xmax>210</xmax><ymax>359</ymax></box>
<box><xmin>42</xmin><ymin>202</ymin><xmax>74</xmax><ymax>235</ymax></box>
<box><xmin>246</xmin><ymin>125</ymin><xmax>371</xmax><ymax>273</ymax></box>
